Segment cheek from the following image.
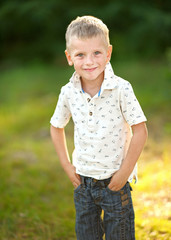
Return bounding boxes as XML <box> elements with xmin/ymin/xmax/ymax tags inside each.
<box><xmin>73</xmin><ymin>63</ymin><xmax>82</xmax><ymax>73</ymax></box>
<box><xmin>73</xmin><ymin>60</ymin><xmax>82</xmax><ymax>68</ymax></box>
<box><xmin>98</xmin><ymin>58</ymin><xmax>108</xmax><ymax>66</ymax></box>
<box><xmin>97</xmin><ymin>54</ymin><xmax>108</xmax><ymax>63</ymax></box>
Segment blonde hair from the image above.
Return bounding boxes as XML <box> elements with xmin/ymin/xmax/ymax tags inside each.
<box><xmin>65</xmin><ymin>16</ymin><xmax>110</xmax><ymax>50</ymax></box>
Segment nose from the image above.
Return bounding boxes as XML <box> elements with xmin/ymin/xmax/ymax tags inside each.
<box><xmin>85</xmin><ymin>54</ymin><xmax>94</xmax><ymax>65</ymax></box>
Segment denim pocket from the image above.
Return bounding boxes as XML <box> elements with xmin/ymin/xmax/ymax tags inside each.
<box><xmin>74</xmin><ymin>183</ymin><xmax>83</xmax><ymax>193</ymax></box>
<box><xmin>106</xmin><ymin>186</ymin><xmax>120</xmax><ymax>194</ymax></box>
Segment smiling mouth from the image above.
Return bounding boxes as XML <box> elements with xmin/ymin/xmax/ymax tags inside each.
<box><xmin>84</xmin><ymin>67</ymin><xmax>97</xmax><ymax>72</ymax></box>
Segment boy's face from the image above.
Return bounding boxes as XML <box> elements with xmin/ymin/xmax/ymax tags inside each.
<box><xmin>65</xmin><ymin>36</ymin><xmax>112</xmax><ymax>84</ymax></box>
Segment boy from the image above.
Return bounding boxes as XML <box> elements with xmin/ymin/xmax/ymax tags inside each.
<box><xmin>50</xmin><ymin>16</ymin><xmax>148</xmax><ymax>240</ymax></box>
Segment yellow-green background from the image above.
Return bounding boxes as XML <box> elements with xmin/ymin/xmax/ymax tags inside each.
<box><xmin>0</xmin><ymin>1</ymin><xmax>171</xmax><ymax>239</ymax></box>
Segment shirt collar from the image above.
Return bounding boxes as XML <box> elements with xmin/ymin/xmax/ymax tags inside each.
<box><xmin>69</xmin><ymin>62</ymin><xmax>118</xmax><ymax>91</ymax></box>
<box><xmin>102</xmin><ymin>62</ymin><xmax>118</xmax><ymax>90</ymax></box>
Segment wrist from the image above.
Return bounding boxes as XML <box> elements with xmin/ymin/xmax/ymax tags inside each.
<box><xmin>62</xmin><ymin>161</ymin><xmax>72</xmax><ymax>172</ymax></box>
<box><xmin>118</xmin><ymin>165</ymin><xmax>131</xmax><ymax>180</ymax></box>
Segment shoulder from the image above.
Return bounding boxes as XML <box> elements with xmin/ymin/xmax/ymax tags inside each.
<box><xmin>114</xmin><ymin>75</ymin><xmax>133</xmax><ymax>92</ymax></box>
<box><xmin>57</xmin><ymin>82</ymin><xmax>73</xmax><ymax>104</ymax></box>
<box><xmin>60</xmin><ymin>81</ymin><xmax>73</xmax><ymax>96</ymax></box>
<box><xmin>59</xmin><ymin>80</ymin><xmax>82</xmax><ymax>103</ymax></box>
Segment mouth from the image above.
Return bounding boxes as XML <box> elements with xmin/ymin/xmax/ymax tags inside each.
<box><xmin>84</xmin><ymin>67</ymin><xmax>97</xmax><ymax>72</ymax></box>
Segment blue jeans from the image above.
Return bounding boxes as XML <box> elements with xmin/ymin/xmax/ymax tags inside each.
<box><xmin>74</xmin><ymin>176</ymin><xmax>135</xmax><ymax>240</ymax></box>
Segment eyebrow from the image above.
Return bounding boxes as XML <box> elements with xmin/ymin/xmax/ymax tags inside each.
<box><xmin>74</xmin><ymin>48</ymin><xmax>103</xmax><ymax>54</ymax></box>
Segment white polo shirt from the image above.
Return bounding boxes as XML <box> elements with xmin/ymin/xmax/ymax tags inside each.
<box><xmin>50</xmin><ymin>62</ymin><xmax>147</xmax><ymax>181</ymax></box>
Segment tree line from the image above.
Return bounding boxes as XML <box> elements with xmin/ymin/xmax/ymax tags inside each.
<box><xmin>0</xmin><ymin>0</ymin><xmax>170</xmax><ymax>62</ymax></box>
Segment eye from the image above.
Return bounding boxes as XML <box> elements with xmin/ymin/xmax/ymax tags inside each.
<box><xmin>94</xmin><ymin>51</ymin><xmax>101</xmax><ymax>55</ymax></box>
<box><xmin>76</xmin><ymin>53</ymin><xmax>84</xmax><ymax>57</ymax></box>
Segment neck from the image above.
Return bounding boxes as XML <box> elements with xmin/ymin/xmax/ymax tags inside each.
<box><xmin>81</xmin><ymin>72</ymin><xmax>104</xmax><ymax>97</ymax></box>
<box><xmin>81</xmin><ymin>78</ymin><xmax>103</xmax><ymax>98</ymax></box>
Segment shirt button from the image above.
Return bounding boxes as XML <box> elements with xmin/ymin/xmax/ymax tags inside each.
<box><xmin>89</xmin><ymin>112</ymin><xmax>93</xmax><ymax>116</ymax></box>
<box><xmin>87</xmin><ymin>98</ymin><xmax>91</xmax><ymax>102</ymax></box>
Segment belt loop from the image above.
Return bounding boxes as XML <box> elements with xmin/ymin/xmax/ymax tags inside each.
<box><xmin>80</xmin><ymin>175</ymin><xmax>84</xmax><ymax>184</ymax></box>
<box><xmin>104</xmin><ymin>177</ymin><xmax>111</xmax><ymax>187</ymax></box>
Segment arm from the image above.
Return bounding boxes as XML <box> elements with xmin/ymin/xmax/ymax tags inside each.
<box><xmin>108</xmin><ymin>122</ymin><xmax>148</xmax><ymax>191</ymax></box>
<box><xmin>50</xmin><ymin>125</ymin><xmax>81</xmax><ymax>188</ymax></box>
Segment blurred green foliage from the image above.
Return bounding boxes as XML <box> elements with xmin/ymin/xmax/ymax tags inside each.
<box><xmin>0</xmin><ymin>60</ymin><xmax>170</xmax><ymax>239</ymax></box>
<box><xmin>0</xmin><ymin>0</ymin><xmax>171</xmax><ymax>62</ymax></box>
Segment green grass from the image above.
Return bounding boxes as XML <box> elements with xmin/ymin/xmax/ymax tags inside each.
<box><xmin>0</xmin><ymin>59</ymin><xmax>170</xmax><ymax>239</ymax></box>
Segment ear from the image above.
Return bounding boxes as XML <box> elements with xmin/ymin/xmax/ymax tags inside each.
<box><xmin>65</xmin><ymin>50</ymin><xmax>73</xmax><ymax>66</ymax></box>
<box><xmin>106</xmin><ymin>45</ymin><xmax>113</xmax><ymax>63</ymax></box>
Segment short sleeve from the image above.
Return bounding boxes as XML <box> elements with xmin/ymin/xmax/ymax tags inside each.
<box><xmin>50</xmin><ymin>86</ymin><xmax>71</xmax><ymax>128</ymax></box>
<box><xmin>120</xmin><ymin>81</ymin><xmax>147</xmax><ymax>126</ymax></box>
